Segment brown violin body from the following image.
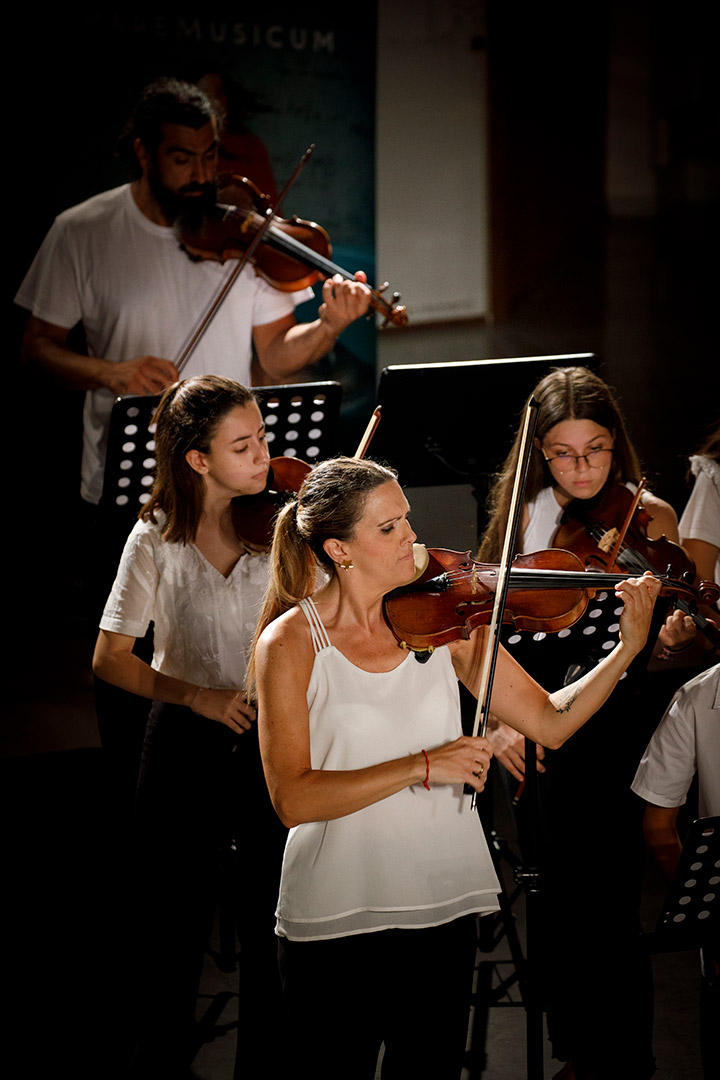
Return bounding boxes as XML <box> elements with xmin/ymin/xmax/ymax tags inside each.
<box><xmin>552</xmin><ymin>483</ymin><xmax>691</xmax><ymax>579</ymax></box>
<box><xmin>232</xmin><ymin>455</ymin><xmax>311</xmax><ymax>552</ymax></box>
<box><xmin>383</xmin><ymin>545</ymin><xmax>720</xmax><ymax>654</ymax></box>
<box><xmin>553</xmin><ymin>482</ymin><xmax>720</xmax><ymax>654</ymax></box>
<box><xmin>177</xmin><ymin>174</ymin><xmax>408</xmax><ymax>326</ymax></box>
<box><xmin>384</xmin><ymin>548</ymin><xmax>591</xmax><ymax>652</ymax></box>
<box><xmin>180</xmin><ymin>175</ymin><xmax>330</xmax><ymax>292</ymax></box>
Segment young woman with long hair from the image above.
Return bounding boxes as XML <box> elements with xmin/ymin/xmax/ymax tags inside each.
<box><xmin>478</xmin><ymin>365</ymin><xmax>695</xmax><ymax>1080</ymax></box>
<box><xmin>93</xmin><ymin>374</ymin><xmax>286</xmax><ymax>1079</ymax></box>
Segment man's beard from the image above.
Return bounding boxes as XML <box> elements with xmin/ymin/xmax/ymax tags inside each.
<box><xmin>147</xmin><ymin>168</ymin><xmax>217</xmax><ymax>226</ymax></box>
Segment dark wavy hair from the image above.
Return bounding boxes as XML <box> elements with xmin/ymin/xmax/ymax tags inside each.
<box><xmin>479</xmin><ymin>366</ymin><xmax>642</xmax><ymax>561</ymax></box>
<box><xmin>691</xmin><ymin>421</ymin><xmax>720</xmax><ymax>466</ymax></box>
<box><xmin>117</xmin><ymin>76</ymin><xmax>223</xmax><ymax>171</ymax></box>
<box><xmin>140</xmin><ymin>375</ymin><xmax>256</xmax><ymax>544</ymax></box>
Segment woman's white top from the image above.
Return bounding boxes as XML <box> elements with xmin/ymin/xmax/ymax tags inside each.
<box><xmin>99</xmin><ymin>513</ymin><xmax>269</xmax><ymax>687</ymax></box>
<box><xmin>522</xmin><ymin>482</ymin><xmax>638</xmax><ymax>552</ymax></box>
<box><xmin>679</xmin><ymin>455</ymin><xmax>720</xmax><ymax>591</ymax></box>
<box><xmin>274</xmin><ymin>597</ymin><xmax>500</xmax><ymax>941</ymax></box>
<box><xmin>522</xmin><ymin>485</ymin><xmax>566</xmax><ymax>552</ymax></box>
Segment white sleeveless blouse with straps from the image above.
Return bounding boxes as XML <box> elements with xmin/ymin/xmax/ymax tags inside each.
<box><xmin>274</xmin><ymin>597</ymin><xmax>500</xmax><ymax>941</ymax></box>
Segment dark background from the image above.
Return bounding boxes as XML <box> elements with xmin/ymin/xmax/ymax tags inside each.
<box><xmin>5</xmin><ymin>4</ymin><xmax>718</xmax><ymax>1077</ymax></box>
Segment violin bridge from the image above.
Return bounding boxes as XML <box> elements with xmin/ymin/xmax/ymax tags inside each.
<box><xmin>470</xmin><ymin>564</ymin><xmax>479</xmax><ymax>594</ymax></box>
<box><xmin>597</xmin><ymin>527</ymin><xmax>619</xmax><ymax>554</ymax></box>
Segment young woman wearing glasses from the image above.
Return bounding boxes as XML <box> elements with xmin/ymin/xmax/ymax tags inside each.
<box><xmin>478</xmin><ymin>366</ymin><xmax>691</xmax><ymax>1080</ymax></box>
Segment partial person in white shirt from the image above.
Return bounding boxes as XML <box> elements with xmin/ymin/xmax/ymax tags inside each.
<box><xmin>632</xmin><ymin>663</ymin><xmax>720</xmax><ymax>1080</ymax></box>
<box><xmin>678</xmin><ymin>424</ymin><xmax>720</xmax><ymax>659</ymax></box>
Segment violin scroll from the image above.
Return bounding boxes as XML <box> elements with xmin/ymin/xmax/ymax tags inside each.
<box><xmin>697</xmin><ymin>579</ymin><xmax>720</xmax><ymax>606</ymax></box>
<box><xmin>553</xmin><ymin>482</ymin><xmax>719</xmax><ymax>650</ymax></box>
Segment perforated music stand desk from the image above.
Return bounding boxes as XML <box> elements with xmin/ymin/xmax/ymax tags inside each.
<box><xmin>644</xmin><ymin>816</ymin><xmax>720</xmax><ymax>954</ymax></box>
<box><xmin>370</xmin><ymin>353</ymin><xmax>599</xmax><ymax>489</ymax></box>
<box><xmin>99</xmin><ymin>380</ymin><xmax>342</xmax><ymax>536</ymax></box>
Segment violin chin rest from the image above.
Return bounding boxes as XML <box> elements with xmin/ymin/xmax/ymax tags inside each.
<box><xmin>411</xmin><ymin>543</ymin><xmax>430</xmax><ymax>581</ymax></box>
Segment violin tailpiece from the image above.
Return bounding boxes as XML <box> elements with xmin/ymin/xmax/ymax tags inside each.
<box><xmin>597</xmin><ymin>527</ymin><xmax>619</xmax><ymax>554</ymax></box>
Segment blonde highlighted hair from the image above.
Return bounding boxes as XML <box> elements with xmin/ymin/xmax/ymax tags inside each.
<box><xmin>245</xmin><ymin>456</ymin><xmax>397</xmax><ymax>695</ymax></box>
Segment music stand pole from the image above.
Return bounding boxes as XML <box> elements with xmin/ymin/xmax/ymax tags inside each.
<box><xmin>519</xmin><ymin>738</ymin><xmax>544</xmax><ymax>1079</ymax></box>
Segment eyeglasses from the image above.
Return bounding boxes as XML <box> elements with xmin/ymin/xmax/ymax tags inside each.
<box><xmin>541</xmin><ymin>447</ymin><xmax>614</xmax><ymax>474</ymax></box>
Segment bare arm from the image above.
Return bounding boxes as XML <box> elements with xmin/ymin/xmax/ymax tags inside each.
<box><xmin>252</xmin><ymin>273</ymin><xmax>372</xmax><ymax>382</ymax></box>
<box><xmin>93</xmin><ymin>628</ymin><xmax>255</xmax><ymax>735</ymax></box>
<box><xmin>646</xmin><ymin>493</ymin><xmax>718</xmax><ymax>653</ymax></box>
<box><xmin>21</xmin><ymin>315</ymin><xmax>179</xmax><ymax>395</ymax></box>
<box><xmin>682</xmin><ymin>537</ymin><xmax>720</xmax><ymax>588</ymax></box>
<box><xmin>642</xmin><ymin>491</ymin><xmax>680</xmax><ymax>544</ymax></box>
<box><xmin>451</xmin><ymin>574</ymin><xmax>660</xmax><ymax>749</ymax></box>
<box><xmin>256</xmin><ymin>611</ymin><xmax>492</xmax><ymax>828</ymax></box>
<box><xmin>642</xmin><ymin>803</ymin><xmax>682</xmax><ymax>881</ymax></box>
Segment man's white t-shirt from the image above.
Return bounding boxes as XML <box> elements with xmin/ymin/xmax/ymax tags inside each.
<box><xmin>15</xmin><ymin>184</ymin><xmax>312</xmax><ymax>503</ymax></box>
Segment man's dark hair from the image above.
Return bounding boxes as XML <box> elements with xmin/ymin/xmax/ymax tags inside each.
<box><xmin>117</xmin><ymin>76</ymin><xmax>223</xmax><ymax>171</ymax></box>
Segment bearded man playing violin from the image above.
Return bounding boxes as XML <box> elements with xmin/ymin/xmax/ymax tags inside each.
<box><xmin>15</xmin><ymin>76</ymin><xmax>371</xmax><ymax>509</ymax></box>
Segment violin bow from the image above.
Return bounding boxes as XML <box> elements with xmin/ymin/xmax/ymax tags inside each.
<box><xmin>354</xmin><ymin>406</ymin><xmax>382</xmax><ymax>460</ymax></box>
<box><xmin>470</xmin><ymin>397</ymin><xmax>539</xmax><ymax>806</ymax></box>
<box><xmin>604</xmin><ymin>477</ymin><xmax>646</xmax><ymax>569</ymax></box>
<box><xmin>174</xmin><ymin>145</ymin><xmax>316</xmax><ymax>375</ymax></box>
<box><xmin>598</xmin><ymin>477</ymin><xmax>719</xmax><ymax>654</ymax></box>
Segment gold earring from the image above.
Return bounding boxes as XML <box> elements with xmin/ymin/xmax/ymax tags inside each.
<box><xmin>339</xmin><ymin>559</ymin><xmax>354</xmax><ymax>571</ymax></box>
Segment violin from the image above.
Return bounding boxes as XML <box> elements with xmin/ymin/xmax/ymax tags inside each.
<box><xmin>553</xmin><ymin>482</ymin><xmax>720</xmax><ymax>653</ymax></box>
<box><xmin>383</xmin><ymin>545</ymin><xmax>720</xmax><ymax>654</ymax></box>
<box><xmin>232</xmin><ymin>456</ymin><xmax>310</xmax><ymax>552</ymax></box>
<box><xmin>231</xmin><ymin>406</ymin><xmax>383</xmax><ymax>553</ymax></box>
<box><xmin>177</xmin><ymin>174</ymin><xmax>408</xmax><ymax>328</ymax></box>
<box><xmin>552</xmin><ymin>482</ymin><xmax>688</xmax><ymax>578</ymax></box>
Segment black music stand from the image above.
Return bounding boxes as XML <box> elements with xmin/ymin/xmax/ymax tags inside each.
<box><xmin>99</xmin><ymin>380</ymin><xmax>343</xmax><ymax>541</ymax></box>
<box><xmin>371</xmin><ymin>353</ymin><xmax>599</xmax><ymax>541</ymax></box>
<box><xmin>644</xmin><ymin>816</ymin><xmax>719</xmax><ymax>954</ymax></box>
<box><xmin>372</xmin><ymin>355</ymin><xmax>600</xmax><ymax>1080</ymax></box>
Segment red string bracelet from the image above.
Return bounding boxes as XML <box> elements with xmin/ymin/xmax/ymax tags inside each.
<box><xmin>421</xmin><ymin>749</ymin><xmax>430</xmax><ymax>790</ymax></box>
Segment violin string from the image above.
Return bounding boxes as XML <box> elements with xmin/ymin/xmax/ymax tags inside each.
<box><xmin>584</xmin><ymin>520</ymin><xmax>653</xmax><ymax>574</ymax></box>
<box><xmin>439</xmin><ymin>568</ymin><xmax>659</xmax><ymax>588</ymax></box>
<box><xmin>220</xmin><ymin>203</ymin><xmax>396</xmax><ymax>318</ymax></box>
<box><xmin>259</xmin><ymin>220</ymin><xmax>353</xmax><ymax>281</ymax></box>
<box><xmin>583</xmin><ymin>519</ymin><xmax>718</xmax><ymax>645</ymax></box>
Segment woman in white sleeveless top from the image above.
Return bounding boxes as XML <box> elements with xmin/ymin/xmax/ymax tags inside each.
<box><xmin>247</xmin><ymin>455</ymin><xmax>659</xmax><ymax>1080</ymax></box>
